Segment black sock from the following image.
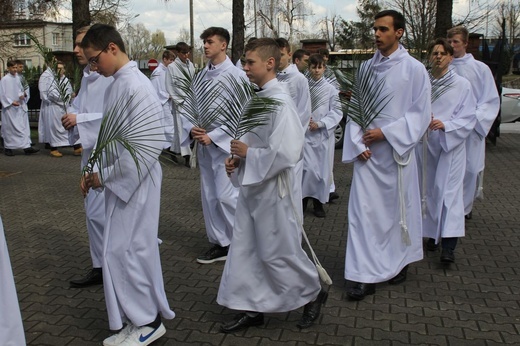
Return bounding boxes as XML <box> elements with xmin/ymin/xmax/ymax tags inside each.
<box><xmin>145</xmin><ymin>314</ymin><xmax>161</xmax><ymax>329</ymax></box>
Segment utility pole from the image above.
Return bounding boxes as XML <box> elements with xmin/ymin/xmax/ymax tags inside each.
<box><xmin>190</xmin><ymin>0</ymin><xmax>195</xmax><ymax>57</ymax></box>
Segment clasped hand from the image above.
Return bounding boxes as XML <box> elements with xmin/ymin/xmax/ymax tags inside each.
<box><xmin>191</xmin><ymin>127</ymin><xmax>212</xmax><ymax>146</ymax></box>
<box><xmin>80</xmin><ymin>173</ymin><xmax>102</xmax><ymax>197</ymax></box>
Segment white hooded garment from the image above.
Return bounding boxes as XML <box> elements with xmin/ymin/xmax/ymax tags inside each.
<box><xmin>417</xmin><ymin>70</ymin><xmax>476</xmax><ymax>243</ymax></box>
<box><xmin>342</xmin><ymin>46</ymin><xmax>430</xmax><ymax>283</ymax></box>
<box><xmin>217</xmin><ymin>78</ymin><xmax>320</xmax><ymax>312</ymax></box>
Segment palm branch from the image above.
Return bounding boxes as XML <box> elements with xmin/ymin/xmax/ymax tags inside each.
<box><xmin>218</xmin><ymin>75</ymin><xmax>279</xmax><ymax>142</ymax></box>
<box><xmin>425</xmin><ymin>59</ymin><xmax>456</xmax><ymax>103</ymax></box>
<box><xmin>175</xmin><ymin>68</ymin><xmax>222</xmax><ymax>129</ymax></box>
<box><xmin>305</xmin><ymin>73</ymin><xmax>332</xmax><ymax>113</ymax></box>
<box><xmin>338</xmin><ymin>59</ymin><xmax>393</xmax><ymax>133</ymax></box>
<box><xmin>82</xmin><ymin>92</ymin><xmax>166</xmax><ymax>183</ymax></box>
<box><xmin>71</xmin><ymin>65</ymin><xmax>83</xmax><ymax>95</ymax></box>
<box><xmin>25</xmin><ymin>32</ymin><xmax>72</xmax><ymax>112</ymax></box>
<box><xmin>174</xmin><ymin>68</ymin><xmax>224</xmax><ymax>167</ymax></box>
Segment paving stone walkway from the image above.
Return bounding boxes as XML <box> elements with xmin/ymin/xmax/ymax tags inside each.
<box><xmin>0</xmin><ymin>133</ymin><xmax>519</xmax><ymax>345</ymax></box>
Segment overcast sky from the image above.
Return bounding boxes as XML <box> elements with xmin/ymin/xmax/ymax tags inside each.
<box><xmin>126</xmin><ymin>0</ymin><xmax>357</xmax><ymax>45</ymax></box>
<box><xmin>126</xmin><ymin>0</ymin><xmax>483</xmax><ymax>45</ymax></box>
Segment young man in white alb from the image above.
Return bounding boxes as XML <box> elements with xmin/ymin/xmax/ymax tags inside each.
<box><xmin>447</xmin><ymin>26</ymin><xmax>500</xmax><ymax>222</ymax></box>
<box><xmin>181</xmin><ymin>27</ymin><xmax>247</xmax><ymax>264</ymax></box>
<box><xmin>81</xmin><ymin>23</ymin><xmax>174</xmax><ymax>346</ymax></box>
<box><xmin>342</xmin><ymin>10</ymin><xmax>430</xmax><ymax>301</ymax></box>
<box><xmin>62</xmin><ymin>26</ymin><xmax>113</xmax><ymax>289</ymax></box>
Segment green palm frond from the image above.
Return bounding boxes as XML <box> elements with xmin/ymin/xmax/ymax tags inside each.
<box><xmin>218</xmin><ymin>76</ymin><xmax>279</xmax><ymax>140</ymax></box>
<box><xmin>175</xmin><ymin>68</ymin><xmax>222</xmax><ymax>130</ymax></box>
<box><xmin>305</xmin><ymin>73</ymin><xmax>331</xmax><ymax>113</ymax></box>
<box><xmin>26</xmin><ymin>32</ymin><xmax>72</xmax><ymax>112</ymax></box>
<box><xmin>429</xmin><ymin>70</ymin><xmax>456</xmax><ymax>103</ymax></box>
<box><xmin>71</xmin><ymin>65</ymin><xmax>83</xmax><ymax>94</ymax></box>
<box><xmin>423</xmin><ymin>58</ymin><xmax>457</xmax><ymax>103</ymax></box>
<box><xmin>339</xmin><ymin>60</ymin><xmax>393</xmax><ymax>132</ymax></box>
<box><xmin>83</xmin><ymin>92</ymin><xmax>166</xmax><ymax>183</ymax></box>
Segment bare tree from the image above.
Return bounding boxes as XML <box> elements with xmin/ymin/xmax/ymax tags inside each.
<box><xmin>122</xmin><ymin>23</ymin><xmax>151</xmax><ymax>60</ymax></box>
<box><xmin>150</xmin><ymin>29</ymin><xmax>167</xmax><ymax>59</ymax></box>
<box><xmin>435</xmin><ymin>0</ymin><xmax>452</xmax><ymax>38</ymax></box>
<box><xmin>385</xmin><ymin>0</ymin><xmax>436</xmax><ymax>59</ymax></box>
<box><xmin>232</xmin><ymin>0</ymin><xmax>245</xmax><ymax>64</ymax></box>
<box><xmin>255</xmin><ymin>0</ymin><xmax>312</xmax><ymax>42</ymax></box>
<box><xmin>72</xmin><ymin>0</ymin><xmax>90</xmax><ymax>39</ymax></box>
<box><xmin>176</xmin><ymin>27</ymin><xmax>191</xmax><ymax>44</ymax></box>
<box><xmin>318</xmin><ymin>13</ymin><xmax>341</xmax><ymax>51</ymax></box>
<box><xmin>493</xmin><ymin>0</ymin><xmax>520</xmax><ymax>74</ymax></box>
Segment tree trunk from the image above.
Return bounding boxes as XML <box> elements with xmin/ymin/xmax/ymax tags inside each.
<box><xmin>434</xmin><ymin>0</ymin><xmax>452</xmax><ymax>38</ymax></box>
<box><xmin>72</xmin><ymin>0</ymin><xmax>91</xmax><ymax>40</ymax></box>
<box><xmin>232</xmin><ymin>0</ymin><xmax>245</xmax><ymax>64</ymax></box>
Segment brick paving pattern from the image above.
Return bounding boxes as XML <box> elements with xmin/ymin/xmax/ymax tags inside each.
<box><xmin>0</xmin><ymin>133</ymin><xmax>519</xmax><ymax>345</ymax></box>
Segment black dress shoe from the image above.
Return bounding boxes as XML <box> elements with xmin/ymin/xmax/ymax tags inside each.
<box><xmin>5</xmin><ymin>149</ymin><xmax>14</xmax><ymax>156</ymax></box>
<box><xmin>440</xmin><ymin>249</ymin><xmax>455</xmax><ymax>263</ymax></box>
<box><xmin>297</xmin><ymin>288</ymin><xmax>328</xmax><ymax>329</ymax></box>
<box><xmin>426</xmin><ymin>238</ymin><xmax>439</xmax><ymax>251</ymax></box>
<box><xmin>302</xmin><ymin>197</ymin><xmax>309</xmax><ymax>213</ymax></box>
<box><xmin>465</xmin><ymin>212</ymin><xmax>472</xmax><ymax>220</ymax></box>
<box><xmin>24</xmin><ymin>147</ymin><xmax>40</xmax><ymax>155</ymax></box>
<box><xmin>313</xmin><ymin>199</ymin><xmax>326</xmax><ymax>218</ymax></box>
<box><xmin>388</xmin><ymin>265</ymin><xmax>408</xmax><ymax>285</ymax></box>
<box><xmin>70</xmin><ymin>268</ymin><xmax>103</xmax><ymax>288</ymax></box>
<box><xmin>220</xmin><ymin>313</ymin><xmax>264</xmax><ymax>333</ymax></box>
<box><xmin>329</xmin><ymin>192</ymin><xmax>339</xmax><ymax>201</ymax></box>
<box><xmin>183</xmin><ymin>155</ymin><xmax>191</xmax><ymax>167</ymax></box>
<box><xmin>346</xmin><ymin>282</ymin><xmax>375</xmax><ymax>301</ymax></box>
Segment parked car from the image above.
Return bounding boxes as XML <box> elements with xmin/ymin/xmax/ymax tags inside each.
<box><xmin>501</xmin><ymin>87</ymin><xmax>520</xmax><ymax>123</ymax></box>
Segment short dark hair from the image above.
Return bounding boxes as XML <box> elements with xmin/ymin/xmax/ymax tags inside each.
<box><xmin>7</xmin><ymin>60</ymin><xmax>16</xmax><ymax>67</ymax></box>
<box><xmin>292</xmin><ymin>49</ymin><xmax>310</xmax><ymax>63</ymax></box>
<box><xmin>13</xmin><ymin>59</ymin><xmax>24</xmax><ymax>65</ymax></box>
<box><xmin>308</xmin><ymin>53</ymin><xmax>324</xmax><ymax>67</ymax></box>
<box><xmin>375</xmin><ymin>10</ymin><xmax>406</xmax><ymax>31</ymax></box>
<box><xmin>200</xmin><ymin>27</ymin><xmax>230</xmax><ymax>46</ymax></box>
<box><xmin>318</xmin><ymin>48</ymin><xmax>329</xmax><ymax>57</ymax></box>
<box><xmin>275</xmin><ymin>38</ymin><xmax>291</xmax><ymax>52</ymax></box>
<box><xmin>76</xmin><ymin>25</ymin><xmax>92</xmax><ymax>35</ymax></box>
<box><xmin>162</xmin><ymin>50</ymin><xmax>176</xmax><ymax>60</ymax></box>
<box><xmin>427</xmin><ymin>38</ymin><xmax>454</xmax><ymax>56</ymax></box>
<box><xmin>176</xmin><ymin>42</ymin><xmax>191</xmax><ymax>53</ymax></box>
<box><xmin>245</xmin><ymin>38</ymin><xmax>281</xmax><ymax>71</ymax></box>
<box><xmin>80</xmin><ymin>23</ymin><xmax>126</xmax><ymax>54</ymax></box>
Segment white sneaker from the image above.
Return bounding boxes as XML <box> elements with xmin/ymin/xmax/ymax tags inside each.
<box><xmin>103</xmin><ymin>323</ymin><xmax>136</xmax><ymax>346</ymax></box>
<box><xmin>119</xmin><ymin>323</ymin><xmax>166</xmax><ymax>346</ymax></box>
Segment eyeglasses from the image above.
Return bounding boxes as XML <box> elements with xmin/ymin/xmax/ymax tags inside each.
<box><xmin>89</xmin><ymin>44</ymin><xmax>109</xmax><ymax>67</ymax></box>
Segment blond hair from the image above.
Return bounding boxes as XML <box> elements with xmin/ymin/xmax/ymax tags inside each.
<box><xmin>447</xmin><ymin>26</ymin><xmax>469</xmax><ymax>43</ymax></box>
